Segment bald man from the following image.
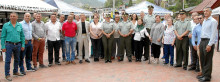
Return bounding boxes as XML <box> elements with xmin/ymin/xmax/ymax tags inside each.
<box><xmin>19</xmin><ymin>13</ymin><xmax>36</xmax><ymax>76</ymax></box>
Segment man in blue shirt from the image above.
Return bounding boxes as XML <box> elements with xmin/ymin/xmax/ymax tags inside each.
<box><xmin>19</xmin><ymin>13</ymin><xmax>36</xmax><ymax>75</ymax></box>
<box><xmin>197</xmin><ymin>7</ymin><xmax>218</xmax><ymax>82</ymax></box>
<box><xmin>1</xmin><ymin>12</ymin><xmax>25</xmax><ymax>81</ymax></box>
<box><xmin>191</xmin><ymin>15</ymin><xmax>204</xmax><ymax>72</ymax></box>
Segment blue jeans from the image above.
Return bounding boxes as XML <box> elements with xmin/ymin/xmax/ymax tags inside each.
<box><xmin>60</xmin><ymin>40</ymin><xmax>66</xmax><ymax>59</ymax></box>
<box><xmin>19</xmin><ymin>40</ymin><xmax>33</xmax><ymax>72</ymax></box>
<box><xmin>65</xmin><ymin>37</ymin><xmax>76</xmax><ymax>61</ymax></box>
<box><xmin>5</xmin><ymin>42</ymin><xmax>21</xmax><ymax>76</ymax></box>
<box><xmin>164</xmin><ymin>44</ymin><xmax>174</xmax><ymax>65</ymax></box>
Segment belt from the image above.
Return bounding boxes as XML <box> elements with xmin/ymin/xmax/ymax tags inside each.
<box><xmin>6</xmin><ymin>41</ymin><xmax>21</xmax><ymax>45</ymax></box>
<box><xmin>182</xmin><ymin>36</ymin><xmax>188</xmax><ymax>38</ymax></box>
<box><xmin>82</xmin><ymin>34</ymin><xmax>87</xmax><ymax>35</ymax></box>
<box><xmin>201</xmin><ymin>38</ymin><xmax>210</xmax><ymax>41</ymax></box>
<box><xmin>25</xmin><ymin>40</ymin><xmax>32</xmax><ymax>41</ymax></box>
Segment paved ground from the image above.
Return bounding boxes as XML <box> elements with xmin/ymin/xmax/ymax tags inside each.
<box><xmin>0</xmin><ymin>47</ymin><xmax>219</xmax><ymax>82</ymax></box>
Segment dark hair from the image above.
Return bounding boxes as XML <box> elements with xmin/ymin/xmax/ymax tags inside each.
<box><xmin>155</xmin><ymin>15</ymin><xmax>161</xmax><ymax>18</ymax></box>
<box><xmin>93</xmin><ymin>15</ymin><xmax>99</xmax><ymax>24</ymax></box>
<box><xmin>138</xmin><ymin>19</ymin><xmax>144</xmax><ymax>25</ymax></box>
<box><xmin>131</xmin><ymin>14</ymin><xmax>138</xmax><ymax>20</ymax></box>
<box><xmin>199</xmin><ymin>14</ymin><xmax>205</xmax><ymax>17</ymax></box>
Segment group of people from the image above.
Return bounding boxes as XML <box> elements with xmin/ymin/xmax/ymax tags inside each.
<box><xmin>1</xmin><ymin>5</ymin><xmax>218</xmax><ymax>82</ymax></box>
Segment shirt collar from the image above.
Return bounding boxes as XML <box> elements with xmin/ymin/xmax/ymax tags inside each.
<box><xmin>8</xmin><ymin>21</ymin><xmax>20</xmax><ymax>26</ymax></box>
<box><xmin>23</xmin><ymin>20</ymin><xmax>30</xmax><ymax>24</ymax></box>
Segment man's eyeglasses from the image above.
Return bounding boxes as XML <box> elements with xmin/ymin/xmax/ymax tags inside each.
<box><xmin>198</xmin><ymin>18</ymin><xmax>202</xmax><ymax>20</ymax></box>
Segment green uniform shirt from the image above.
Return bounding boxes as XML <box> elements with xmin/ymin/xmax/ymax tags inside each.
<box><xmin>174</xmin><ymin>19</ymin><xmax>191</xmax><ymax>36</ymax></box>
<box><xmin>143</xmin><ymin>14</ymin><xmax>156</xmax><ymax>29</ymax></box>
<box><xmin>118</xmin><ymin>21</ymin><xmax>133</xmax><ymax>35</ymax></box>
<box><xmin>1</xmin><ymin>21</ymin><xmax>25</xmax><ymax>49</ymax></box>
<box><xmin>101</xmin><ymin>21</ymin><xmax>114</xmax><ymax>34</ymax></box>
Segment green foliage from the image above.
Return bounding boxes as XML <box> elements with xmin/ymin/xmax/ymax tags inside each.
<box><xmin>104</xmin><ymin>0</ymin><xmax>124</xmax><ymax>8</ymax></box>
<box><xmin>128</xmin><ymin>0</ymin><xmax>133</xmax><ymax>7</ymax></box>
<box><xmin>168</xmin><ymin>0</ymin><xmax>203</xmax><ymax>12</ymax></box>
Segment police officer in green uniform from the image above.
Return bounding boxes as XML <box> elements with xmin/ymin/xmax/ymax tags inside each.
<box><xmin>101</xmin><ymin>14</ymin><xmax>115</xmax><ymax>63</ymax></box>
<box><xmin>143</xmin><ymin>5</ymin><xmax>155</xmax><ymax>60</ymax></box>
<box><xmin>118</xmin><ymin>13</ymin><xmax>133</xmax><ymax>62</ymax></box>
<box><xmin>174</xmin><ymin>9</ymin><xmax>191</xmax><ymax>70</ymax></box>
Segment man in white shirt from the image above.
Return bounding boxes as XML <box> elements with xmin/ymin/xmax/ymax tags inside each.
<box><xmin>45</xmin><ymin>14</ymin><xmax>62</xmax><ymax>67</ymax></box>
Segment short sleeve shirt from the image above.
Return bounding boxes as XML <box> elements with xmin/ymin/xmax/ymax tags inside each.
<box><xmin>118</xmin><ymin>21</ymin><xmax>133</xmax><ymax>35</ymax></box>
<box><xmin>174</xmin><ymin>19</ymin><xmax>191</xmax><ymax>36</ymax></box>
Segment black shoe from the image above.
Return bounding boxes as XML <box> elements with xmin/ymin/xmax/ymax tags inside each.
<box><xmin>163</xmin><ymin>62</ymin><xmax>168</xmax><ymax>65</ymax></box>
<box><xmin>174</xmin><ymin>65</ymin><xmax>182</xmax><ymax>68</ymax></box>
<box><xmin>199</xmin><ymin>77</ymin><xmax>210</xmax><ymax>82</ymax></box>
<box><xmin>48</xmin><ymin>63</ymin><xmax>53</xmax><ymax>67</ymax></box>
<box><xmin>21</xmin><ymin>72</ymin><xmax>26</xmax><ymax>75</ymax></box>
<box><xmin>55</xmin><ymin>62</ymin><xmax>61</xmax><ymax>65</ymax></box>
<box><xmin>39</xmin><ymin>64</ymin><xmax>47</xmax><ymax>68</ymax></box>
<box><xmin>170</xmin><ymin>64</ymin><xmax>173</xmax><ymax>66</ymax></box>
<box><xmin>79</xmin><ymin>60</ymin><xmax>83</xmax><ymax>64</ymax></box>
<box><xmin>108</xmin><ymin>60</ymin><xmax>112</xmax><ymax>63</ymax></box>
<box><xmin>139</xmin><ymin>59</ymin><xmax>141</xmax><ymax>62</ymax></box>
<box><xmin>136</xmin><ymin>59</ymin><xmax>138</xmax><ymax>62</ymax></box>
<box><xmin>197</xmin><ymin>75</ymin><xmax>203</xmax><ymax>79</ymax></box>
<box><xmin>183</xmin><ymin>67</ymin><xmax>187</xmax><ymax>70</ymax></box>
<box><xmin>129</xmin><ymin>60</ymin><xmax>132</xmax><ymax>62</ymax></box>
<box><xmin>151</xmin><ymin>54</ymin><xmax>154</xmax><ymax>57</ymax></box>
<box><xmin>85</xmin><ymin>59</ymin><xmax>90</xmax><ymax>63</ymax></box>
<box><xmin>105</xmin><ymin>60</ymin><xmax>108</xmax><ymax>63</ymax></box>
<box><xmin>188</xmin><ymin>67</ymin><xmax>196</xmax><ymax>71</ymax></box>
<box><xmin>94</xmin><ymin>58</ymin><xmax>96</xmax><ymax>61</ymax></box>
<box><xmin>195</xmin><ymin>68</ymin><xmax>200</xmax><ymax>72</ymax></box>
<box><xmin>101</xmin><ymin>57</ymin><xmax>104</xmax><ymax>59</ymax></box>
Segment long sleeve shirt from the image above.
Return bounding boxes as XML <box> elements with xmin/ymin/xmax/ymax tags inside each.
<box><xmin>20</xmin><ymin>20</ymin><xmax>32</xmax><ymax>40</ymax></box>
<box><xmin>1</xmin><ymin>21</ymin><xmax>25</xmax><ymax>49</ymax></box>
<box><xmin>201</xmin><ymin>16</ymin><xmax>218</xmax><ymax>46</ymax></box>
<box><xmin>192</xmin><ymin>23</ymin><xmax>202</xmax><ymax>46</ymax></box>
<box><xmin>150</xmin><ymin>23</ymin><xmax>164</xmax><ymax>45</ymax></box>
<box><xmin>32</xmin><ymin>21</ymin><xmax>46</xmax><ymax>40</ymax></box>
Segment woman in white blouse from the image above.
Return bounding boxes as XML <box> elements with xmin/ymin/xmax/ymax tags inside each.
<box><xmin>162</xmin><ymin>18</ymin><xmax>175</xmax><ymax>66</ymax></box>
<box><xmin>134</xmin><ymin>19</ymin><xmax>151</xmax><ymax>62</ymax></box>
<box><xmin>89</xmin><ymin>16</ymin><xmax>102</xmax><ymax>62</ymax></box>
<box><xmin>131</xmin><ymin>14</ymin><xmax>138</xmax><ymax>60</ymax></box>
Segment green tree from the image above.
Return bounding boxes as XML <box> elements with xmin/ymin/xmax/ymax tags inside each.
<box><xmin>104</xmin><ymin>0</ymin><xmax>124</xmax><ymax>8</ymax></box>
<box><xmin>128</xmin><ymin>0</ymin><xmax>133</xmax><ymax>7</ymax></box>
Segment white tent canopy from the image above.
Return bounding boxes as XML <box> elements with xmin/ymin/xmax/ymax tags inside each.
<box><xmin>125</xmin><ymin>1</ymin><xmax>173</xmax><ymax>16</ymax></box>
<box><xmin>45</xmin><ymin>0</ymin><xmax>92</xmax><ymax>15</ymax></box>
<box><xmin>212</xmin><ymin>6</ymin><xmax>220</xmax><ymax>15</ymax></box>
<box><xmin>0</xmin><ymin>0</ymin><xmax>57</xmax><ymax>13</ymax></box>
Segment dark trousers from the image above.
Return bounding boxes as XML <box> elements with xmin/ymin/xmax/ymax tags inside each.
<box><xmin>164</xmin><ymin>44</ymin><xmax>174</xmax><ymax>65</ymax></box>
<box><xmin>134</xmin><ymin>40</ymin><xmax>143</xmax><ymax>60</ymax></box>
<box><xmin>5</xmin><ymin>43</ymin><xmax>21</xmax><ymax>76</ymax></box>
<box><xmin>191</xmin><ymin>42</ymin><xmax>199</xmax><ymax>69</ymax></box>
<box><xmin>175</xmin><ymin>37</ymin><xmax>189</xmax><ymax>67</ymax></box>
<box><xmin>151</xmin><ymin>43</ymin><xmax>161</xmax><ymax>58</ymax></box>
<box><xmin>199</xmin><ymin>39</ymin><xmax>214</xmax><ymax>79</ymax></box>
<box><xmin>99</xmin><ymin>38</ymin><xmax>104</xmax><ymax>58</ymax></box>
<box><xmin>131</xmin><ymin>34</ymin><xmax>135</xmax><ymax>56</ymax></box>
<box><xmin>19</xmin><ymin>40</ymin><xmax>33</xmax><ymax>72</ymax></box>
<box><xmin>119</xmin><ymin>36</ymin><xmax>132</xmax><ymax>60</ymax></box>
<box><xmin>143</xmin><ymin>29</ymin><xmax>151</xmax><ymax>59</ymax></box>
<box><xmin>60</xmin><ymin>40</ymin><xmax>66</xmax><ymax>59</ymax></box>
<box><xmin>112</xmin><ymin>38</ymin><xmax>120</xmax><ymax>57</ymax></box>
<box><xmin>102</xmin><ymin>35</ymin><xmax>114</xmax><ymax>60</ymax></box>
<box><xmin>47</xmin><ymin>40</ymin><xmax>60</xmax><ymax>64</ymax></box>
<box><xmin>91</xmin><ymin>38</ymin><xmax>101</xmax><ymax>59</ymax></box>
